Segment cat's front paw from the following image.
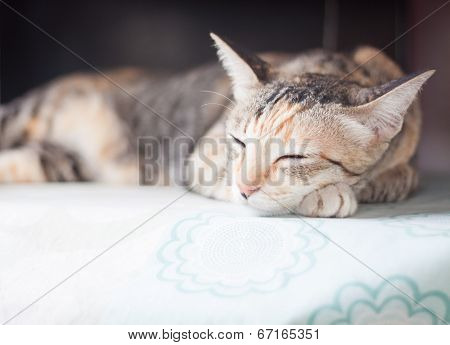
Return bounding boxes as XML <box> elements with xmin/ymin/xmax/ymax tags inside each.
<box><xmin>297</xmin><ymin>183</ymin><xmax>357</xmax><ymax>218</ymax></box>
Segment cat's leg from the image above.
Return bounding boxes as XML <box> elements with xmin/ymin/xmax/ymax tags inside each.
<box><xmin>296</xmin><ymin>182</ymin><xmax>358</xmax><ymax>218</ymax></box>
<box><xmin>0</xmin><ymin>142</ymin><xmax>90</xmax><ymax>183</ymax></box>
<box><xmin>0</xmin><ymin>147</ymin><xmax>46</xmax><ymax>183</ymax></box>
<box><xmin>355</xmin><ymin>163</ymin><xmax>418</xmax><ymax>203</ymax></box>
<box><xmin>0</xmin><ymin>142</ymin><xmax>139</xmax><ymax>184</ymax></box>
<box><xmin>293</xmin><ymin>164</ymin><xmax>417</xmax><ymax>217</ymax></box>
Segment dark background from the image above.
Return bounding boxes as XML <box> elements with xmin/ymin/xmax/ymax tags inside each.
<box><xmin>1</xmin><ymin>0</ymin><xmax>449</xmax><ymax>172</ymax></box>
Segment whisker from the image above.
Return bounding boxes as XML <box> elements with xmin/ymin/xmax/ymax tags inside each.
<box><xmin>200</xmin><ymin>90</ymin><xmax>236</xmax><ymax>105</ymax></box>
<box><xmin>200</xmin><ymin>103</ymin><xmax>234</xmax><ymax>112</ymax></box>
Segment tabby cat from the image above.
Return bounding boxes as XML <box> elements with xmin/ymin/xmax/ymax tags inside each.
<box><xmin>0</xmin><ymin>33</ymin><xmax>434</xmax><ymax>217</ymax></box>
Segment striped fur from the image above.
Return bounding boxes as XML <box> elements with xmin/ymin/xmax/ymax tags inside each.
<box><xmin>0</xmin><ymin>34</ymin><xmax>434</xmax><ymax>217</ymax></box>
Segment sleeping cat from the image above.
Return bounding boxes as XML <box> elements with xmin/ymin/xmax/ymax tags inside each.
<box><xmin>0</xmin><ymin>33</ymin><xmax>433</xmax><ymax>217</ymax></box>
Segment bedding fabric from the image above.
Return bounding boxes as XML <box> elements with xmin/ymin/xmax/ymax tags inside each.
<box><xmin>0</xmin><ymin>175</ymin><xmax>449</xmax><ymax>324</ymax></box>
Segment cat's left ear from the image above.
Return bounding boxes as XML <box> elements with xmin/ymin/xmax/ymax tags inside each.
<box><xmin>210</xmin><ymin>33</ymin><xmax>271</xmax><ymax>102</ymax></box>
<box><xmin>350</xmin><ymin>70</ymin><xmax>435</xmax><ymax>142</ymax></box>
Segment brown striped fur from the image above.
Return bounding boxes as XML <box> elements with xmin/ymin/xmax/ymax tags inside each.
<box><xmin>0</xmin><ymin>34</ymin><xmax>434</xmax><ymax>217</ymax></box>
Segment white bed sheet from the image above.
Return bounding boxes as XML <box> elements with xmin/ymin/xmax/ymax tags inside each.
<box><xmin>0</xmin><ymin>175</ymin><xmax>449</xmax><ymax>324</ymax></box>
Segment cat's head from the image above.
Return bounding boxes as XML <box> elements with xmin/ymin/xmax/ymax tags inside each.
<box><xmin>211</xmin><ymin>33</ymin><xmax>434</xmax><ymax>214</ymax></box>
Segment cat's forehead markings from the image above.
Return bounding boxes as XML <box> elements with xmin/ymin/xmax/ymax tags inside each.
<box><xmin>241</xmin><ymin>75</ymin><xmax>355</xmax><ymax>139</ymax></box>
<box><xmin>258</xmin><ymin>102</ymin><xmax>306</xmax><ymax>139</ymax></box>
<box><xmin>247</xmin><ymin>116</ymin><xmax>260</xmax><ymax>136</ymax></box>
<box><xmin>255</xmin><ymin>84</ymin><xmax>299</xmax><ymax>118</ymax></box>
<box><xmin>260</xmin><ymin>74</ymin><xmax>368</xmax><ymax>109</ymax></box>
<box><xmin>243</xmin><ymin>115</ymin><xmax>252</xmax><ymax>134</ymax></box>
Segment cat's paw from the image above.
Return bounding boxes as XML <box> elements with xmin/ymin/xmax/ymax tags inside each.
<box><xmin>297</xmin><ymin>183</ymin><xmax>358</xmax><ymax>218</ymax></box>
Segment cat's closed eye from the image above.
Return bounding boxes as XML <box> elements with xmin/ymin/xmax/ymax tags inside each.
<box><xmin>230</xmin><ymin>135</ymin><xmax>245</xmax><ymax>148</ymax></box>
<box><xmin>274</xmin><ymin>154</ymin><xmax>306</xmax><ymax>163</ymax></box>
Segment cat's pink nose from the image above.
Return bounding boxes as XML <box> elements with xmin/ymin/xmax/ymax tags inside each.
<box><xmin>238</xmin><ymin>183</ymin><xmax>261</xmax><ymax>199</ymax></box>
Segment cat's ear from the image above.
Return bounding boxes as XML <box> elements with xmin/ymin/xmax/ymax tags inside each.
<box><xmin>210</xmin><ymin>33</ymin><xmax>271</xmax><ymax>102</ymax></box>
<box><xmin>350</xmin><ymin>70</ymin><xmax>435</xmax><ymax>142</ymax></box>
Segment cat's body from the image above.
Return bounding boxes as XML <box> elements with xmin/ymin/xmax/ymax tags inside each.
<box><xmin>0</xmin><ymin>34</ymin><xmax>433</xmax><ymax>217</ymax></box>
<box><xmin>0</xmin><ymin>65</ymin><xmax>227</xmax><ymax>184</ymax></box>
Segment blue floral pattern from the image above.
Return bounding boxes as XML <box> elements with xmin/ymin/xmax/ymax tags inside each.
<box><xmin>307</xmin><ymin>276</ymin><xmax>450</xmax><ymax>324</ymax></box>
<box><xmin>157</xmin><ymin>212</ymin><xmax>327</xmax><ymax>297</ymax></box>
<box><xmin>382</xmin><ymin>213</ymin><xmax>450</xmax><ymax>238</ymax></box>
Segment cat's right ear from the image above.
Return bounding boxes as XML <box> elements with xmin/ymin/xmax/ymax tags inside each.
<box><xmin>210</xmin><ymin>33</ymin><xmax>270</xmax><ymax>102</ymax></box>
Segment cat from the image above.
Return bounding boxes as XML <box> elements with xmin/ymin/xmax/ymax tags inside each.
<box><xmin>0</xmin><ymin>33</ymin><xmax>434</xmax><ymax>217</ymax></box>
